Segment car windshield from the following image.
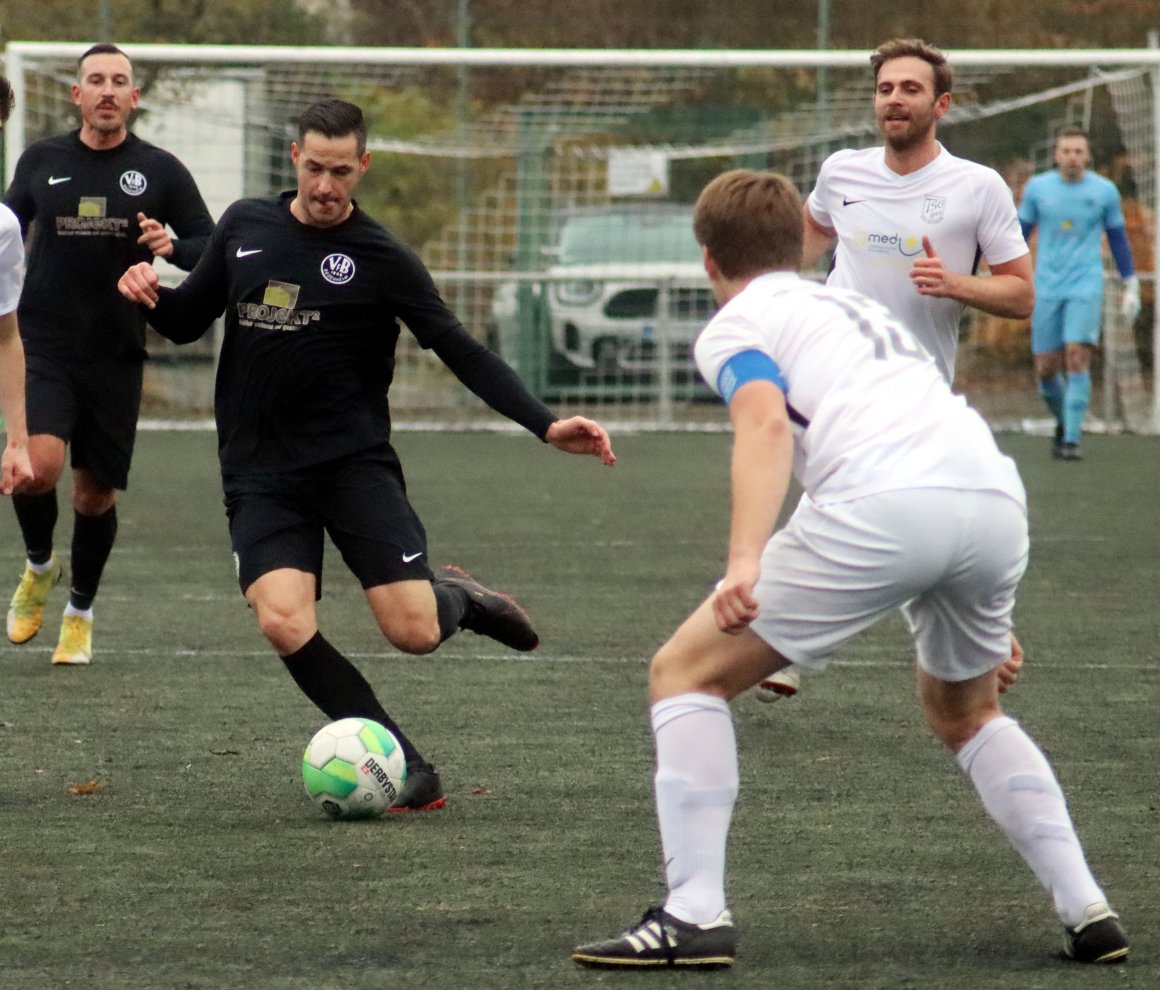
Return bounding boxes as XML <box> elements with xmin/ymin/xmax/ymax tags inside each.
<box><xmin>557</xmin><ymin>211</ymin><xmax>702</xmax><ymax>265</ymax></box>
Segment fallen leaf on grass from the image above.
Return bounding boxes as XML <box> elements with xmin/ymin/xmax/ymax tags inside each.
<box><xmin>471</xmin><ymin>786</ymin><xmax>491</xmax><ymax>796</ymax></box>
<box><xmin>67</xmin><ymin>779</ymin><xmax>104</xmax><ymax>796</ymax></box>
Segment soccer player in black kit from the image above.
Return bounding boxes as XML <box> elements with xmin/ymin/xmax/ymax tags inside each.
<box><xmin>117</xmin><ymin>98</ymin><xmax>616</xmax><ymax>810</ymax></box>
<box><xmin>5</xmin><ymin>44</ymin><xmax>213</xmax><ymax>665</ymax></box>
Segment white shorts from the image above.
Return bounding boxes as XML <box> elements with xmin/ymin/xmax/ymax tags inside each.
<box><xmin>749</xmin><ymin>488</ymin><xmax>1029</xmax><ymax>682</ymax></box>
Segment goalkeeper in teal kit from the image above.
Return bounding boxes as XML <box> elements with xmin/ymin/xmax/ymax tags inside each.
<box><xmin>1018</xmin><ymin>127</ymin><xmax>1139</xmax><ymax>461</ymax></box>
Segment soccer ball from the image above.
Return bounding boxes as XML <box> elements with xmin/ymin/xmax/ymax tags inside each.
<box><xmin>302</xmin><ymin>717</ymin><xmax>407</xmax><ymax>820</ymax></box>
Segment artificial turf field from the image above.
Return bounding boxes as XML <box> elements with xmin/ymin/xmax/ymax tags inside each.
<box><xmin>1</xmin><ymin>428</ymin><xmax>1157</xmax><ymax>989</ymax></box>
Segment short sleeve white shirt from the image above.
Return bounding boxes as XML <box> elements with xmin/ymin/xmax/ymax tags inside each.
<box><xmin>0</xmin><ymin>204</ymin><xmax>25</xmax><ymax>316</ymax></box>
<box><xmin>694</xmin><ymin>271</ymin><xmax>1025</xmax><ymax>507</ymax></box>
<box><xmin>806</xmin><ymin>144</ymin><xmax>1028</xmax><ymax>382</ymax></box>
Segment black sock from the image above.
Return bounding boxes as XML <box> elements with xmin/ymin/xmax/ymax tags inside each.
<box><xmin>69</xmin><ymin>507</ymin><xmax>118</xmax><ymax>611</ymax></box>
<box><xmin>280</xmin><ymin>632</ymin><xmax>421</xmax><ymax>764</ymax></box>
<box><xmin>12</xmin><ymin>491</ymin><xmax>58</xmax><ymax>565</ymax></box>
<box><xmin>433</xmin><ymin>579</ymin><xmax>469</xmax><ymax>642</ymax></box>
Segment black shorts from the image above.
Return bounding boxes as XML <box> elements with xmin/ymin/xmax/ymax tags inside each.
<box><xmin>223</xmin><ymin>446</ymin><xmax>433</xmax><ymax>597</ymax></box>
<box><xmin>25</xmin><ymin>350</ymin><xmax>143</xmax><ymax>491</ymax></box>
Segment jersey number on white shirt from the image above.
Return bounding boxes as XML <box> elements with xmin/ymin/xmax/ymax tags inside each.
<box><xmin>825</xmin><ymin>293</ymin><xmax>927</xmax><ymax>363</ymax></box>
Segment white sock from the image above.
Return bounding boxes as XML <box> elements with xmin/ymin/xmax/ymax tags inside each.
<box><xmin>957</xmin><ymin>716</ymin><xmax>1105</xmax><ymax>927</ymax></box>
<box><xmin>28</xmin><ymin>557</ymin><xmax>55</xmax><ymax>574</ymax></box>
<box><xmin>63</xmin><ymin>603</ymin><xmax>93</xmax><ymax>621</ymax></box>
<box><xmin>651</xmin><ymin>692</ymin><xmax>738</xmax><ymax>925</ymax></box>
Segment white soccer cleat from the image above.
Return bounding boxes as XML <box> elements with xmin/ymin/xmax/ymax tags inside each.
<box><xmin>755</xmin><ymin>665</ymin><xmax>800</xmax><ymax>703</ymax></box>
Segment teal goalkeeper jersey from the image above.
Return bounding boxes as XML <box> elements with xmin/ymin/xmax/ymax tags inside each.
<box><xmin>1018</xmin><ymin>170</ymin><xmax>1126</xmax><ymax>300</ymax></box>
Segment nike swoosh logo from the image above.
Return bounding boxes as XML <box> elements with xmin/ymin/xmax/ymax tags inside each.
<box><xmin>402</xmin><ymin>551</ymin><xmax>423</xmax><ymax>563</ymax></box>
<box><xmin>48</xmin><ymin>176</ymin><xmax>72</xmax><ymax>185</ymax></box>
<box><xmin>842</xmin><ymin>197</ymin><xmax>865</xmax><ymax>206</ymax></box>
<box><xmin>236</xmin><ymin>247</ymin><xmax>262</xmax><ymax>258</ymax></box>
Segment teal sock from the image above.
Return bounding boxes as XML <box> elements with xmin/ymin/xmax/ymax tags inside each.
<box><xmin>1063</xmin><ymin>372</ymin><xmax>1090</xmax><ymax>445</ymax></box>
<box><xmin>1038</xmin><ymin>373</ymin><xmax>1065</xmax><ymax>428</ymax></box>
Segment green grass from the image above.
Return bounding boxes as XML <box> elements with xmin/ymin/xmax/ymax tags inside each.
<box><xmin>1</xmin><ymin>429</ymin><xmax>1158</xmax><ymax>989</ymax></box>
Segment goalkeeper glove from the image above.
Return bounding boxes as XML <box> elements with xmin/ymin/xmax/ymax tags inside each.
<box><xmin>1121</xmin><ymin>275</ymin><xmax>1141</xmax><ymax>321</ymax></box>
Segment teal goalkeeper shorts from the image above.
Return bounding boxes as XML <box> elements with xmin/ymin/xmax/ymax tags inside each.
<box><xmin>1031</xmin><ymin>295</ymin><xmax>1102</xmax><ymax>354</ymax></box>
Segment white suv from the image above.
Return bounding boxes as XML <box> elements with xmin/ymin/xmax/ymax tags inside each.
<box><xmin>491</xmin><ymin>205</ymin><xmax>715</xmax><ymax>378</ymax></box>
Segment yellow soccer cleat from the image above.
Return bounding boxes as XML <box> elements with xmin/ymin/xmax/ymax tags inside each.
<box><xmin>52</xmin><ymin>612</ymin><xmax>93</xmax><ymax>666</ymax></box>
<box><xmin>6</xmin><ymin>555</ymin><xmax>63</xmax><ymax>643</ymax></box>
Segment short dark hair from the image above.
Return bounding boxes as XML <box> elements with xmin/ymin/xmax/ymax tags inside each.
<box><xmin>0</xmin><ymin>76</ymin><xmax>13</xmax><ymax>127</ymax></box>
<box><xmin>78</xmin><ymin>43</ymin><xmax>132</xmax><ymax>78</ymax></box>
<box><xmin>296</xmin><ymin>98</ymin><xmax>368</xmax><ymax>155</ymax></box>
<box><xmin>870</xmin><ymin>38</ymin><xmax>952</xmax><ymax>98</ymax></box>
<box><xmin>1056</xmin><ymin>126</ymin><xmax>1089</xmax><ymax>143</ymax></box>
<box><xmin>693</xmin><ymin>169</ymin><xmax>803</xmax><ymax>279</ymax></box>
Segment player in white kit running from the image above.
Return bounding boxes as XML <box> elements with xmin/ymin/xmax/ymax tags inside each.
<box><xmin>759</xmin><ymin>38</ymin><xmax>1033</xmax><ymax>703</ymax></box>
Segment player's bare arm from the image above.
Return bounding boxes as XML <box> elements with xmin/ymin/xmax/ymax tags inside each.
<box><xmin>0</xmin><ymin>311</ymin><xmax>33</xmax><ymax>495</ymax></box>
<box><xmin>136</xmin><ymin>211</ymin><xmax>174</xmax><ymax>259</ymax></box>
<box><xmin>544</xmin><ymin>416</ymin><xmax>617</xmax><ymax>465</ymax></box>
<box><xmin>714</xmin><ymin>380</ymin><xmax>793</xmax><ymax>636</ymax></box>
<box><xmin>117</xmin><ymin>261</ymin><xmax>161</xmax><ymax>309</ymax></box>
<box><xmin>801</xmin><ymin>205</ymin><xmax>837</xmax><ymax>270</ymax></box>
<box><xmin>911</xmin><ymin>236</ymin><xmax>1034</xmax><ymax>318</ymax></box>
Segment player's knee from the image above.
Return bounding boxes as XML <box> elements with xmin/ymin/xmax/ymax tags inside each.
<box><xmin>21</xmin><ymin>457</ymin><xmax>64</xmax><ymax>496</ymax></box>
<box><xmin>382</xmin><ymin>614</ymin><xmax>441</xmax><ymax>655</ymax></box>
<box><xmin>254</xmin><ymin>604</ymin><xmax>312</xmax><ymax>655</ymax></box>
<box><xmin>73</xmin><ymin>494</ymin><xmax>117</xmax><ymax>517</ymax></box>
<box><xmin>19</xmin><ymin>474</ymin><xmax>56</xmax><ymax>497</ymax></box>
<box><xmin>649</xmin><ymin>640</ymin><xmax>708</xmax><ymax>698</ymax></box>
<box><xmin>923</xmin><ymin>708</ymin><xmax>997</xmax><ymax>754</ymax></box>
<box><xmin>72</xmin><ymin>485</ymin><xmax>117</xmax><ymax>517</ymax></box>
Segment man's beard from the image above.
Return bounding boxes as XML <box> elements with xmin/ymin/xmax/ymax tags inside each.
<box><xmin>881</xmin><ymin>115</ymin><xmax>931</xmax><ymax>153</ymax></box>
<box><xmin>90</xmin><ymin>106</ymin><xmax>124</xmax><ymax>132</ymax></box>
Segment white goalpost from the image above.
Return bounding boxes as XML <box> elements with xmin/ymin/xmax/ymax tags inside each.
<box><xmin>4</xmin><ymin>41</ymin><xmax>1158</xmax><ymax>433</ymax></box>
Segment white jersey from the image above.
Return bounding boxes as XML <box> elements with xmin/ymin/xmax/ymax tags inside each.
<box><xmin>0</xmin><ymin>204</ymin><xmax>24</xmax><ymax>316</ymax></box>
<box><xmin>806</xmin><ymin>144</ymin><xmax>1028</xmax><ymax>382</ymax></box>
<box><xmin>694</xmin><ymin>271</ymin><xmax>1025</xmax><ymax>507</ymax></box>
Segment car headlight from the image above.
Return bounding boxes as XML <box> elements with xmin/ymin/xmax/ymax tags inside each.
<box><xmin>554</xmin><ymin>280</ymin><xmax>602</xmax><ymax>305</ymax></box>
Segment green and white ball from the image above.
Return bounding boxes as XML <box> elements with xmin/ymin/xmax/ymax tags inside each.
<box><xmin>302</xmin><ymin>717</ymin><xmax>407</xmax><ymax>820</ymax></box>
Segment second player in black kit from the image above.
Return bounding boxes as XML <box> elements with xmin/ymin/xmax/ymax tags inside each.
<box><xmin>8</xmin><ymin>128</ymin><xmax>210</xmax><ymax>361</ymax></box>
<box><xmin>5</xmin><ymin>43</ymin><xmax>213</xmax><ymax>667</ymax></box>
<box><xmin>118</xmin><ymin>98</ymin><xmax>616</xmax><ymax>810</ymax></box>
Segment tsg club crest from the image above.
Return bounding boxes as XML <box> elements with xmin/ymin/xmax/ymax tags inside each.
<box><xmin>119</xmin><ymin>170</ymin><xmax>147</xmax><ymax>196</ymax></box>
<box><xmin>321</xmin><ymin>252</ymin><xmax>356</xmax><ymax>285</ymax></box>
<box><xmin>921</xmin><ymin>195</ymin><xmax>946</xmax><ymax>224</ymax></box>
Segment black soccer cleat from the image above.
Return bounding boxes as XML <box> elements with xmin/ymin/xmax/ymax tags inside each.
<box><xmin>1063</xmin><ymin>903</ymin><xmax>1129</xmax><ymax>964</ymax></box>
<box><xmin>388</xmin><ymin>759</ymin><xmax>446</xmax><ymax>812</ymax></box>
<box><xmin>1053</xmin><ymin>442</ymin><xmax>1083</xmax><ymax>461</ymax></box>
<box><xmin>571</xmin><ymin>906</ymin><xmax>736</xmax><ymax>969</ymax></box>
<box><xmin>435</xmin><ymin>565</ymin><xmax>539</xmax><ymax>652</ymax></box>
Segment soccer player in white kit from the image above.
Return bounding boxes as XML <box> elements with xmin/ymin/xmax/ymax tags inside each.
<box><xmin>759</xmin><ymin>38</ymin><xmax>1033</xmax><ymax>703</ymax></box>
<box><xmin>570</xmin><ymin>169</ymin><xmax>1127</xmax><ymax>970</ymax></box>
<box><xmin>0</xmin><ymin>74</ymin><xmax>33</xmax><ymax>498</ymax></box>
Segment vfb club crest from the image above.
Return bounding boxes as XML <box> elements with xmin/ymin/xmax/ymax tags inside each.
<box><xmin>921</xmin><ymin>195</ymin><xmax>946</xmax><ymax>224</ymax></box>
<box><xmin>321</xmin><ymin>253</ymin><xmax>356</xmax><ymax>284</ymax></box>
<box><xmin>119</xmin><ymin>170</ymin><xmax>147</xmax><ymax>196</ymax></box>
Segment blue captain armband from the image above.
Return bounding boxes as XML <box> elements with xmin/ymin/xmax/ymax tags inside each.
<box><xmin>717</xmin><ymin>349</ymin><xmax>787</xmax><ymax>403</ymax></box>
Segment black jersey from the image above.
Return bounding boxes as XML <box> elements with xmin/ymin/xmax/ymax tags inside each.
<box><xmin>5</xmin><ymin>130</ymin><xmax>213</xmax><ymax>361</ymax></box>
<box><xmin>148</xmin><ymin>193</ymin><xmax>555</xmax><ymax>473</ymax></box>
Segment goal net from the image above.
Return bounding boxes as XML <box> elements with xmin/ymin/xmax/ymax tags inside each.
<box><xmin>4</xmin><ymin>42</ymin><xmax>1157</xmax><ymax>433</ymax></box>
